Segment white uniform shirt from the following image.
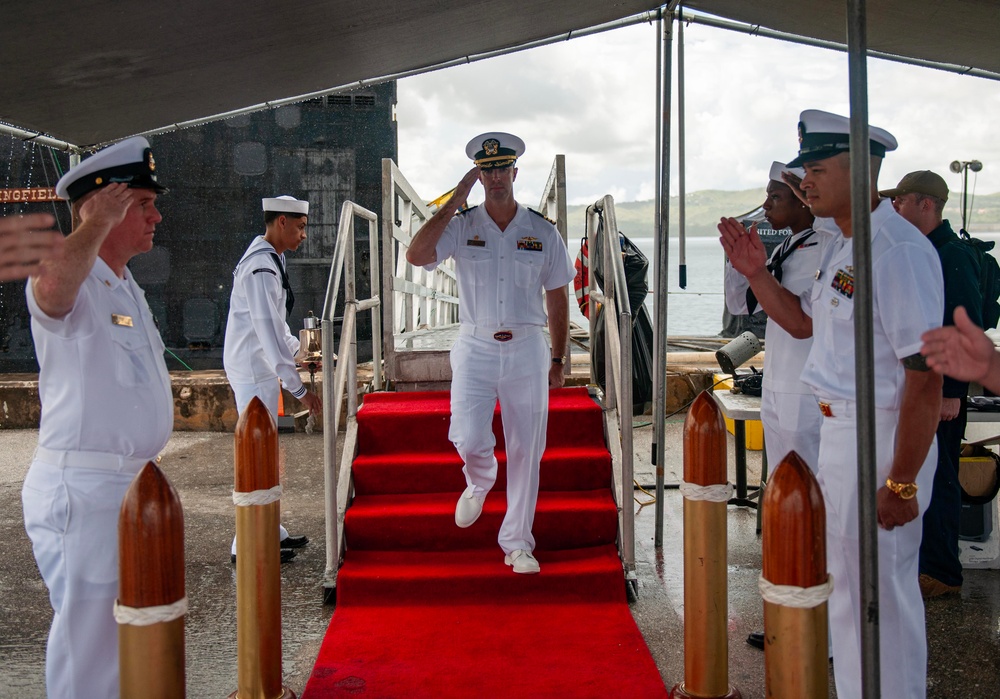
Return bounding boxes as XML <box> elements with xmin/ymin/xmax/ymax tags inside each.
<box><xmin>424</xmin><ymin>204</ymin><xmax>575</xmax><ymax>327</ymax></box>
<box><xmin>224</xmin><ymin>236</ymin><xmax>305</xmax><ymax>396</ymax></box>
<box><xmin>800</xmin><ymin>199</ymin><xmax>944</xmax><ymax>409</ymax></box>
<box><xmin>26</xmin><ymin>257</ymin><xmax>173</xmax><ymax>459</ymax></box>
<box><xmin>724</xmin><ymin>227</ymin><xmax>824</xmax><ymax>395</ymax></box>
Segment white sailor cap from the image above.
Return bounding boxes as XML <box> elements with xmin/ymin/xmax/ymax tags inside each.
<box><xmin>768</xmin><ymin>161</ymin><xmax>804</xmax><ymax>184</ymax></box>
<box><xmin>787</xmin><ymin>109</ymin><xmax>898</xmax><ymax>168</ymax></box>
<box><xmin>262</xmin><ymin>195</ymin><xmax>309</xmax><ymax>215</ymax></box>
<box><xmin>55</xmin><ymin>136</ymin><xmax>167</xmax><ymax>202</ymax></box>
<box><xmin>465</xmin><ymin>132</ymin><xmax>525</xmax><ymax>170</ymax></box>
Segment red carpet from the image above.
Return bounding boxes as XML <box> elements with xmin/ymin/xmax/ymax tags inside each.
<box><xmin>301</xmin><ymin>387</ymin><xmax>667</xmax><ymax>698</ymax></box>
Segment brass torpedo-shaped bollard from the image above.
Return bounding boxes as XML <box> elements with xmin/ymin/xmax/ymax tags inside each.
<box><xmin>118</xmin><ymin>461</ymin><xmax>186</xmax><ymax>699</ymax></box>
<box><xmin>671</xmin><ymin>391</ymin><xmax>742</xmax><ymax>699</ymax></box>
<box><xmin>762</xmin><ymin>452</ymin><xmax>829</xmax><ymax>698</ymax></box>
<box><xmin>230</xmin><ymin>397</ymin><xmax>296</xmax><ymax>699</ymax></box>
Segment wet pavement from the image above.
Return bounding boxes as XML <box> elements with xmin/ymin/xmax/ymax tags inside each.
<box><xmin>1</xmin><ymin>414</ymin><xmax>998</xmax><ymax>697</ymax></box>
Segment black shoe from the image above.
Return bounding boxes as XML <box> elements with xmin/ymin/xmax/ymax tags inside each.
<box><xmin>231</xmin><ymin>549</ymin><xmax>297</xmax><ymax>564</ymax></box>
<box><xmin>281</xmin><ymin>534</ymin><xmax>309</xmax><ymax>549</ymax></box>
<box><xmin>746</xmin><ymin>632</ymin><xmax>765</xmax><ymax>650</ymax></box>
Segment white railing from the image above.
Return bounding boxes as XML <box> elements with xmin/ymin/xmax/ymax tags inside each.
<box><xmin>321</xmin><ymin>201</ymin><xmax>383</xmax><ymax>595</ymax></box>
<box><xmin>585</xmin><ymin>195</ymin><xmax>636</xmax><ymax>590</ymax></box>
<box><xmin>380</xmin><ymin>158</ymin><xmax>458</xmax><ymax>385</ymax></box>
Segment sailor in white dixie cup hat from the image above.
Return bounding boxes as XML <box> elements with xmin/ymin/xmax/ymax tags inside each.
<box><xmin>720</xmin><ymin>160</ymin><xmax>825</xmax><ymax>651</ymax></box>
<box><xmin>722</xmin><ymin>161</ymin><xmax>823</xmax><ymax>470</ymax></box>
<box><xmin>23</xmin><ymin>136</ymin><xmax>173</xmax><ymax>698</ymax></box>
<box><xmin>723</xmin><ymin>108</ymin><xmax>943</xmax><ymax>699</ymax></box>
<box><xmin>223</xmin><ymin>194</ymin><xmax>322</xmax><ymax>562</ymax></box>
<box><xmin>405</xmin><ymin>131</ymin><xmax>575</xmax><ymax>575</ymax></box>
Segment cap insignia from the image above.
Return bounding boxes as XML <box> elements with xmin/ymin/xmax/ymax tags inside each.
<box><xmin>145</xmin><ymin>148</ymin><xmax>156</xmax><ymax>172</ymax></box>
<box><xmin>483</xmin><ymin>139</ymin><xmax>500</xmax><ymax>156</ymax></box>
<box><xmin>798</xmin><ymin>121</ymin><xmax>806</xmax><ymax>145</ymax></box>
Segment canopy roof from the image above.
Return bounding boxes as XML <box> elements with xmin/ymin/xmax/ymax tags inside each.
<box><xmin>3</xmin><ymin>1</ymin><xmax>998</xmax><ymax>148</ymax></box>
<box><xmin>686</xmin><ymin>0</ymin><xmax>1000</xmax><ymax>76</ymax></box>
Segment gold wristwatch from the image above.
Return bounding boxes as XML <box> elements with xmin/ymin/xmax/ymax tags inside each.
<box><xmin>885</xmin><ymin>477</ymin><xmax>918</xmax><ymax>500</ymax></box>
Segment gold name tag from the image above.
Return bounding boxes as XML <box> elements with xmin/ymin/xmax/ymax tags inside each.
<box><xmin>111</xmin><ymin>313</ymin><xmax>133</xmax><ymax>327</ymax></box>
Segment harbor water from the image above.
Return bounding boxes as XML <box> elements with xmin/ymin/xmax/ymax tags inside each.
<box><xmin>569</xmin><ymin>232</ymin><xmax>1000</xmax><ymax>337</ymax></box>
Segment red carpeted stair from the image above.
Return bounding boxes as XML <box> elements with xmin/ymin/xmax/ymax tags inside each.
<box><xmin>301</xmin><ymin>387</ymin><xmax>666</xmax><ymax>698</ymax></box>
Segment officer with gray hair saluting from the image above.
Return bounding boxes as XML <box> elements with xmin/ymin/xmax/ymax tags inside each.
<box><xmin>24</xmin><ymin>136</ymin><xmax>173</xmax><ymax>698</ymax></box>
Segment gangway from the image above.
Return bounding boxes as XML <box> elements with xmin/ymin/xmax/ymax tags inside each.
<box><xmin>319</xmin><ymin>158</ymin><xmax>636</xmax><ymax>601</ymax></box>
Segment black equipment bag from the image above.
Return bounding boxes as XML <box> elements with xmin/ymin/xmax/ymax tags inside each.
<box><xmin>589</xmin><ymin>213</ymin><xmax>654</xmax><ymax>416</ymax></box>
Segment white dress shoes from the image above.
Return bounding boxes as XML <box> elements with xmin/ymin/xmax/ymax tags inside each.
<box><xmin>454</xmin><ymin>486</ymin><xmax>485</xmax><ymax>528</ymax></box>
<box><xmin>504</xmin><ymin>549</ymin><xmax>540</xmax><ymax>574</ymax></box>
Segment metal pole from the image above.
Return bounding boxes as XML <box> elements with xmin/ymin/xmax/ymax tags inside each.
<box><xmin>677</xmin><ymin>5</ymin><xmax>687</xmax><ymax>290</ymax></box>
<box><xmin>654</xmin><ymin>6</ymin><xmax>676</xmax><ymax>547</ymax></box>
<box><xmin>962</xmin><ymin>165</ymin><xmax>969</xmax><ymax>231</ymax></box>
<box><xmin>847</xmin><ymin>0</ymin><xmax>881</xmax><ymax>696</ymax></box>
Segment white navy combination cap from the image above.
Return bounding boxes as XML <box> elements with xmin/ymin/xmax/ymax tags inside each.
<box><xmin>786</xmin><ymin>109</ymin><xmax>898</xmax><ymax>168</ymax></box>
<box><xmin>465</xmin><ymin>132</ymin><xmax>525</xmax><ymax>170</ymax></box>
<box><xmin>55</xmin><ymin>136</ymin><xmax>167</xmax><ymax>202</ymax></box>
<box><xmin>768</xmin><ymin>161</ymin><xmax>804</xmax><ymax>184</ymax></box>
<box><xmin>262</xmin><ymin>195</ymin><xmax>309</xmax><ymax>215</ymax></box>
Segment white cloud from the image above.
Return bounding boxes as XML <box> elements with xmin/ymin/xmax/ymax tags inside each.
<box><xmin>397</xmin><ymin>20</ymin><xmax>1000</xmax><ymax>211</ymax></box>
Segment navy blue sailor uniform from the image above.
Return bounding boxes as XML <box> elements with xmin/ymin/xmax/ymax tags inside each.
<box><xmin>423</xmin><ymin>203</ymin><xmax>575</xmax><ymax>554</ymax></box>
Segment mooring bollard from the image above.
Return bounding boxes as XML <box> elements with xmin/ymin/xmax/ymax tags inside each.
<box><xmin>671</xmin><ymin>391</ymin><xmax>742</xmax><ymax>699</ymax></box>
<box><xmin>231</xmin><ymin>396</ymin><xmax>296</xmax><ymax>699</ymax></box>
<box><xmin>761</xmin><ymin>451</ymin><xmax>831</xmax><ymax>698</ymax></box>
<box><xmin>117</xmin><ymin>461</ymin><xmax>186</xmax><ymax>699</ymax></box>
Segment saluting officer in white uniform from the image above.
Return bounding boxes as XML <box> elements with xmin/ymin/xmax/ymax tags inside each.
<box><xmin>406</xmin><ymin>132</ymin><xmax>575</xmax><ymax>574</ymax></box>
<box><xmin>722</xmin><ymin>110</ymin><xmax>944</xmax><ymax>699</ymax></box>
<box><xmin>224</xmin><ymin>195</ymin><xmax>322</xmax><ymax>560</ymax></box>
<box><xmin>23</xmin><ymin>137</ymin><xmax>174</xmax><ymax>699</ymax></box>
<box><xmin>723</xmin><ymin>161</ymin><xmax>824</xmax><ymax>473</ymax></box>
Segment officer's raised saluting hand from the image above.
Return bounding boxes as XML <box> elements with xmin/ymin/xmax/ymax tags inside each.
<box><xmin>450</xmin><ymin>166</ymin><xmax>481</xmax><ymax>210</ymax></box>
<box><xmin>79</xmin><ymin>182</ymin><xmax>134</xmax><ymax>232</ymax></box>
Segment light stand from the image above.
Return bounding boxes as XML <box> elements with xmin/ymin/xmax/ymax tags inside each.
<box><xmin>950</xmin><ymin>159</ymin><xmax>984</xmax><ymax>231</ymax></box>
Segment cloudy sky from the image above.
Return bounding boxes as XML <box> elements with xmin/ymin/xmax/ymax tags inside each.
<box><xmin>395</xmin><ymin>18</ymin><xmax>1000</xmax><ymax>211</ymax></box>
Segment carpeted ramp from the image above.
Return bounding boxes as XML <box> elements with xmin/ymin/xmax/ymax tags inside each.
<box><xmin>301</xmin><ymin>387</ymin><xmax>666</xmax><ymax>698</ymax></box>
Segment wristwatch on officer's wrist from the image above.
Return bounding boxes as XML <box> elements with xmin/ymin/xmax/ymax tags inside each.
<box><xmin>552</xmin><ymin>356</ymin><xmax>567</xmax><ymax>365</ymax></box>
<box><xmin>885</xmin><ymin>477</ymin><xmax>918</xmax><ymax>500</ymax></box>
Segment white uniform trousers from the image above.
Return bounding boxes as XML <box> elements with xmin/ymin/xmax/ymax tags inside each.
<box><xmin>22</xmin><ymin>450</ymin><xmax>149</xmax><ymax>699</ymax></box>
<box><xmin>816</xmin><ymin>401</ymin><xmax>936</xmax><ymax>699</ymax></box>
<box><xmin>449</xmin><ymin>329</ymin><xmax>549</xmax><ymax>554</ymax></box>
<box><xmin>229</xmin><ymin>378</ymin><xmax>289</xmax><ymax>554</ymax></box>
<box><xmin>760</xmin><ymin>390</ymin><xmax>823</xmax><ymax>474</ymax></box>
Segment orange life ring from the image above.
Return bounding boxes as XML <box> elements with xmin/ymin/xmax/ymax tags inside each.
<box><xmin>573</xmin><ymin>237</ymin><xmax>592</xmax><ymax>319</ymax></box>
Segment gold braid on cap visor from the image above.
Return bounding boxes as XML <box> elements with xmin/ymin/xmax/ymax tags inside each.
<box><xmin>475</xmin><ymin>155</ymin><xmax>517</xmax><ymax>169</ymax></box>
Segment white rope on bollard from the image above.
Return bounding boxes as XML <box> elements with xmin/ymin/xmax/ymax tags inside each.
<box><xmin>679</xmin><ymin>481</ymin><xmax>734</xmax><ymax>503</ymax></box>
<box><xmin>114</xmin><ymin>597</ymin><xmax>188</xmax><ymax>626</ymax></box>
<box><xmin>232</xmin><ymin>485</ymin><xmax>283</xmax><ymax>507</ymax></box>
<box><xmin>758</xmin><ymin>574</ymin><xmax>835</xmax><ymax>609</ymax></box>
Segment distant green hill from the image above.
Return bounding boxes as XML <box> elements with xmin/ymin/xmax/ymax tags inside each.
<box><xmin>565</xmin><ymin>189</ymin><xmax>1000</xmax><ymax>239</ymax></box>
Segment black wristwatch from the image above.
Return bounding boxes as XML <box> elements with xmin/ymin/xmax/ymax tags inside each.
<box><xmin>552</xmin><ymin>356</ymin><xmax>567</xmax><ymax>365</ymax></box>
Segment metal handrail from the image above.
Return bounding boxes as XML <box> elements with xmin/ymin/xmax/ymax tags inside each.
<box><xmin>380</xmin><ymin>158</ymin><xmax>459</xmax><ymax>385</ymax></box>
<box><xmin>321</xmin><ymin>201</ymin><xmax>382</xmax><ymax>594</ymax></box>
<box><xmin>585</xmin><ymin>195</ymin><xmax>636</xmax><ymax>585</ymax></box>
